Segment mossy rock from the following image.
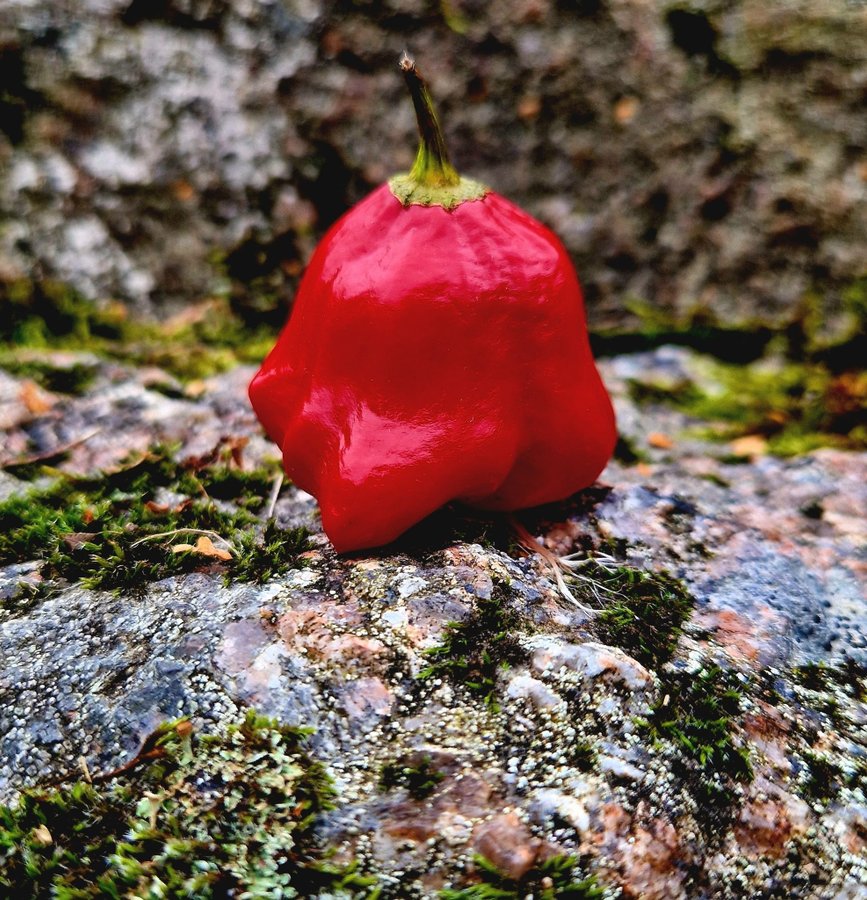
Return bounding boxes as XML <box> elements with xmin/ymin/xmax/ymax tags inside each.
<box><xmin>0</xmin><ymin>712</ymin><xmax>377</xmax><ymax>898</ymax></box>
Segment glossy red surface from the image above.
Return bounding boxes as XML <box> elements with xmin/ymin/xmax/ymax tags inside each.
<box><xmin>249</xmin><ymin>185</ymin><xmax>616</xmax><ymax>552</ymax></box>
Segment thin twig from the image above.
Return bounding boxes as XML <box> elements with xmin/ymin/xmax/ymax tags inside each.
<box><xmin>558</xmin><ymin>551</ymin><xmax>621</xmax><ymax>571</ymax></box>
<box><xmin>130</xmin><ymin>528</ymin><xmax>229</xmax><ymax>548</ymax></box>
<box><xmin>48</xmin><ymin>722</ymin><xmax>189</xmax><ymax>789</ymax></box>
<box><xmin>509</xmin><ymin>515</ymin><xmax>597</xmax><ymax>614</ymax></box>
<box><xmin>0</xmin><ymin>427</ymin><xmax>102</xmax><ymax>470</ymax></box>
<box><xmin>89</xmin><ymin>744</ymin><xmax>166</xmax><ymax>784</ymax></box>
<box><xmin>265</xmin><ymin>472</ymin><xmax>284</xmax><ymax>520</ymax></box>
<box><xmin>187</xmin><ymin>472</ymin><xmax>210</xmax><ymax>502</ymax></box>
<box><xmin>78</xmin><ymin>755</ymin><xmax>93</xmax><ymax>784</ymax></box>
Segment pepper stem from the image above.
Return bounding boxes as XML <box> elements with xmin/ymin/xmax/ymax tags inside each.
<box><xmin>400</xmin><ymin>52</ymin><xmax>460</xmax><ymax>188</ymax></box>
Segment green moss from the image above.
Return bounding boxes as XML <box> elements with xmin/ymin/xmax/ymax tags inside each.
<box><xmin>440</xmin><ymin>0</ymin><xmax>470</xmax><ymax>34</ymax></box>
<box><xmin>379</xmin><ymin>754</ymin><xmax>445</xmax><ymax>800</ymax></box>
<box><xmin>798</xmin><ymin>746</ymin><xmax>866</xmax><ymax>804</ymax></box>
<box><xmin>627</xmin><ymin>378</ymin><xmax>703</xmax><ymax>408</ymax></box>
<box><xmin>611</xmin><ymin>434</ymin><xmax>649</xmax><ymax>465</ymax></box>
<box><xmin>792</xmin><ymin>660</ymin><xmax>867</xmax><ymax>702</ymax></box>
<box><xmin>419</xmin><ymin>582</ymin><xmax>526</xmax><ymax>708</ymax></box>
<box><xmin>0</xmin><ymin>712</ymin><xmax>379</xmax><ymax>899</ymax></box>
<box><xmin>589</xmin><ymin>302</ymin><xmax>773</xmax><ymax>364</ymax></box>
<box><xmin>570</xmin><ymin>742</ymin><xmax>598</xmax><ymax>772</ymax></box>
<box><xmin>796</xmin><ymin>277</ymin><xmax>867</xmax><ymax>354</ymax></box>
<box><xmin>790</xmin><ymin>660</ymin><xmax>867</xmax><ymax>733</ymax></box>
<box><xmin>0</xmin><ymin>277</ymin><xmax>276</xmax><ymax>382</ymax></box>
<box><xmin>0</xmin><ymin>353</ymin><xmax>98</xmax><ymax>394</ymax></box>
<box><xmin>842</xmin><ymin>277</ymin><xmax>867</xmax><ymax>316</ymax></box>
<box><xmin>441</xmin><ymin>853</ymin><xmax>604</xmax><ymax>899</ymax></box>
<box><xmin>0</xmin><ymin>445</ymin><xmax>308</xmax><ymax>596</ymax></box>
<box><xmin>198</xmin><ymin>465</ymin><xmax>273</xmax><ymax>506</ymax></box>
<box><xmin>628</xmin><ymin>355</ymin><xmax>867</xmax><ymax>456</ymax></box>
<box><xmin>593</xmin><ymin>286</ymin><xmax>863</xmax><ymax>365</ymax></box>
<box><xmin>639</xmin><ymin>665</ymin><xmax>752</xmax><ymax>822</ymax></box>
<box><xmin>699</xmin><ymin>472</ymin><xmax>731</xmax><ymax>488</ymax></box>
<box><xmin>801</xmin><ymin>751</ymin><xmax>844</xmax><ymax>802</ymax></box>
<box><xmin>840</xmin><ymin>277</ymin><xmax>867</xmax><ymax>337</ymax></box>
<box><xmin>232</xmin><ymin>519</ymin><xmax>311</xmax><ymax>584</ymax></box>
<box><xmin>792</xmin><ymin>662</ymin><xmax>833</xmax><ymax>692</ymax></box>
<box><xmin>0</xmin><ymin>278</ymin><xmax>126</xmax><ymax>347</ymax></box>
<box><xmin>591</xmin><ymin>565</ymin><xmax>695</xmax><ymax>670</ymax></box>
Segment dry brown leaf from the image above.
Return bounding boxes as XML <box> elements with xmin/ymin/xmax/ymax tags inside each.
<box><xmin>145</xmin><ymin>500</ymin><xmax>171</xmax><ymax>514</ymax></box>
<box><xmin>20</xmin><ymin>380</ymin><xmax>54</xmax><ymax>414</ymax></box>
<box><xmin>62</xmin><ymin>532</ymin><xmax>99</xmax><ymax>551</ymax></box>
<box><xmin>162</xmin><ymin>299</ymin><xmax>217</xmax><ymax>334</ymax></box>
<box><xmin>170</xmin><ymin>543</ymin><xmax>196</xmax><ymax>554</ymax></box>
<box><xmin>194</xmin><ymin>535</ymin><xmax>233</xmax><ymax>560</ymax></box>
<box><xmin>227</xmin><ymin>435</ymin><xmax>248</xmax><ymax>468</ymax></box>
<box><xmin>729</xmin><ymin>434</ymin><xmax>768</xmax><ymax>457</ymax></box>
<box><xmin>614</xmin><ymin>95</ymin><xmax>640</xmax><ymax>124</ymax></box>
<box><xmin>171</xmin><ymin>180</ymin><xmax>195</xmax><ymax>202</ymax></box>
<box><xmin>32</xmin><ymin>824</ymin><xmax>53</xmax><ymax>846</ymax></box>
<box><xmin>184</xmin><ymin>380</ymin><xmax>207</xmax><ymax>398</ymax></box>
<box><xmin>186</xmin><ymin>435</ymin><xmax>249</xmax><ymax>471</ymax></box>
<box><xmin>647</xmin><ymin>432</ymin><xmax>674</xmax><ymax>449</ymax></box>
<box><xmin>175</xmin><ymin>720</ymin><xmax>194</xmax><ymax>739</ymax></box>
<box><xmin>517</xmin><ymin>94</ymin><xmax>541</xmax><ymax>120</ymax></box>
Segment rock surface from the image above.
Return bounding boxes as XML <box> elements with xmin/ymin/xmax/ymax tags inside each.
<box><xmin>0</xmin><ymin>345</ymin><xmax>865</xmax><ymax>897</ymax></box>
<box><xmin>1</xmin><ymin>0</ymin><xmax>866</xmax><ymax>337</ymax></box>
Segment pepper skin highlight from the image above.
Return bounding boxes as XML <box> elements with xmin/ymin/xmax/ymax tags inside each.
<box><xmin>250</xmin><ymin>54</ymin><xmax>616</xmax><ymax>552</ymax></box>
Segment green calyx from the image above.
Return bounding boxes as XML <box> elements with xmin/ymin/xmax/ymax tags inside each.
<box><xmin>388</xmin><ymin>172</ymin><xmax>487</xmax><ymax>210</ymax></box>
<box><xmin>389</xmin><ymin>53</ymin><xmax>488</xmax><ymax>210</ymax></box>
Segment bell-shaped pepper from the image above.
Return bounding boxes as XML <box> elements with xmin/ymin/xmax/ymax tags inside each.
<box><xmin>250</xmin><ymin>54</ymin><xmax>616</xmax><ymax>552</ymax></box>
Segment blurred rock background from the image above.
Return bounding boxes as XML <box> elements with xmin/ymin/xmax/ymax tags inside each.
<box><xmin>1</xmin><ymin>0</ymin><xmax>865</xmax><ymax>347</ymax></box>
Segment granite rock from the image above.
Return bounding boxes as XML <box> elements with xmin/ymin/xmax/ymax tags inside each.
<box><xmin>0</xmin><ymin>345</ymin><xmax>864</xmax><ymax>896</ymax></box>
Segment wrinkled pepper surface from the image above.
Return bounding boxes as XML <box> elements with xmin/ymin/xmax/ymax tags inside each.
<box><xmin>250</xmin><ymin>54</ymin><xmax>616</xmax><ymax>552</ymax></box>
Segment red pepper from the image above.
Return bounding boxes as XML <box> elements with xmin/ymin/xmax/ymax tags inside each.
<box><xmin>250</xmin><ymin>55</ymin><xmax>616</xmax><ymax>552</ymax></box>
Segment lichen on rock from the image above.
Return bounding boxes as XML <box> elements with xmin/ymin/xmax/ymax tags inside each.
<box><xmin>0</xmin><ymin>713</ymin><xmax>376</xmax><ymax>898</ymax></box>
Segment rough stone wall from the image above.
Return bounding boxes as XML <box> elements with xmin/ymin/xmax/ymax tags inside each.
<box><xmin>1</xmin><ymin>0</ymin><xmax>866</xmax><ymax>336</ymax></box>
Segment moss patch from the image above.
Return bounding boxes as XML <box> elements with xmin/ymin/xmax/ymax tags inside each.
<box><xmin>0</xmin><ymin>277</ymin><xmax>275</xmax><ymax>382</ymax></box>
<box><xmin>801</xmin><ymin>751</ymin><xmax>845</xmax><ymax>802</ymax></box>
<box><xmin>0</xmin><ymin>712</ymin><xmax>377</xmax><ymax>898</ymax></box>
<box><xmin>0</xmin><ymin>444</ymin><xmax>308</xmax><ymax>596</ymax></box>
<box><xmin>590</xmin><ymin>317</ymin><xmax>773</xmax><ymax>364</ymax></box>
<box><xmin>640</xmin><ymin>665</ymin><xmax>752</xmax><ymax>829</ymax></box>
<box><xmin>441</xmin><ymin>853</ymin><xmax>604</xmax><ymax>899</ymax></box>
<box><xmin>799</xmin><ymin>749</ymin><xmax>866</xmax><ymax>804</ymax></box>
<box><xmin>0</xmin><ymin>353</ymin><xmax>99</xmax><ymax>395</ymax></box>
<box><xmin>792</xmin><ymin>660</ymin><xmax>867</xmax><ymax>702</ymax></box>
<box><xmin>420</xmin><ymin>581</ymin><xmax>526</xmax><ymax>708</ymax></box>
<box><xmin>611</xmin><ymin>434</ymin><xmax>649</xmax><ymax>466</ymax></box>
<box><xmin>592</xmin><ymin>565</ymin><xmax>695</xmax><ymax>670</ymax></box>
<box><xmin>379</xmin><ymin>753</ymin><xmax>445</xmax><ymax>800</ymax></box>
<box><xmin>232</xmin><ymin>519</ymin><xmax>313</xmax><ymax>585</ymax></box>
<box><xmin>570</xmin><ymin>741</ymin><xmax>598</xmax><ymax>772</ymax></box>
<box><xmin>628</xmin><ymin>356</ymin><xmax>867</xmax><ymax>456</ymax></box>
